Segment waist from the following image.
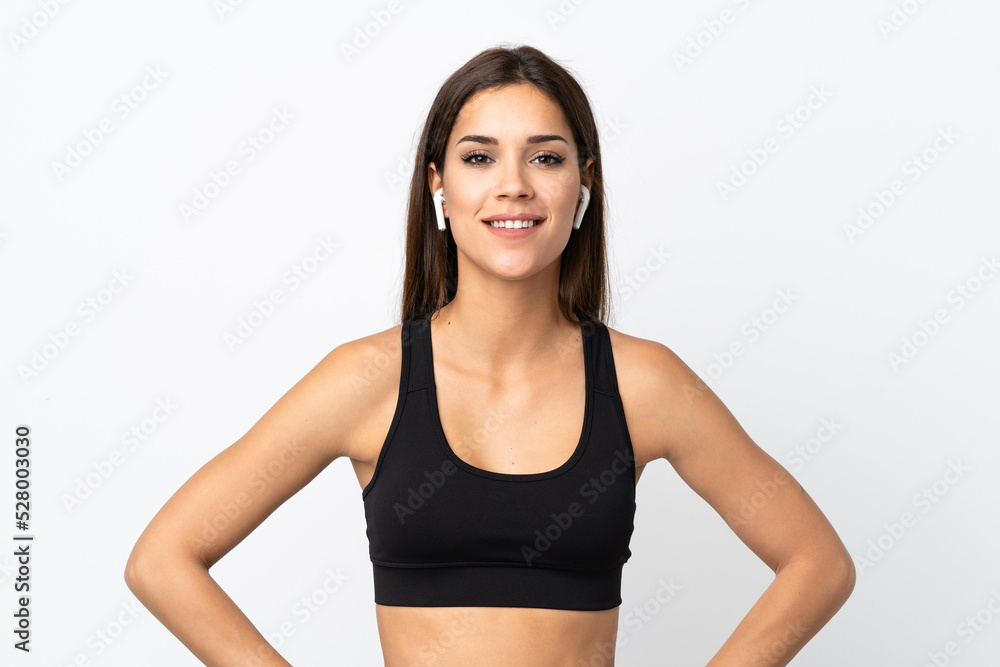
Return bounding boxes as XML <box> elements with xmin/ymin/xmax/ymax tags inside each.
<box><xmin>376</xmin><ymin>603</ymin><xmax>620</xmax><ymax>667</ymax></box>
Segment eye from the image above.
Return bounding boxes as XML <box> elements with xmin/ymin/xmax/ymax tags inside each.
<box><xmin>460</xmin><ymin>150</ymin><xmax>492</xmax><ymax>166</ymax></box>
<box><xmin>533</xmin><ymin>152</ymin><xmax>566</xmax><ymax>166</ymax></box>
<box><xmin>459</xmin><ymin>150</ymin><xmax>567</xmax><ymax>167</ymax></box>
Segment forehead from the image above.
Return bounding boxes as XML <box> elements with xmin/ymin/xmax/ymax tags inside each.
<box><xmin>451</xmin><ymin>84</ymin><xmax>571</xmax><ymax>140</ymax></box>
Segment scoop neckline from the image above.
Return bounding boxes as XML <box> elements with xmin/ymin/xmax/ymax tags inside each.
<box><xmin>423</xmin><ymin>318</ymin><xmax>594</xmax><ymax>481</ymax></box>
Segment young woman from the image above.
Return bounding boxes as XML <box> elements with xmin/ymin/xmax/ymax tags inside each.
<box><xmin>125</xmin><ymin>45</ymin><xmax>855</xmax><ymax>666</ymax></box>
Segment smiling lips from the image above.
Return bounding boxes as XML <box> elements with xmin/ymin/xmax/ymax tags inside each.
<box><xmin>482</xmin><ymin>218</ymin><xmax>545</xmax><ymax>237</ymax></box>
<box><xmin>484</xmin><ymin>219</ymin><xmax>543</xmax><ymax>229</ymax></box>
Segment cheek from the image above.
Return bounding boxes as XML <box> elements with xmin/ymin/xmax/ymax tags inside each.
<box><xmin>443</xmin><ymin>186</ymin><xmax>478</xmax><ymax>219</ymax></box>
<box><xmin>447</xmin><ymin>214</ymin><xmax>484</xmax><ymax>249</ymax></box>
<box><xmin>543</xmin><ymin>180</ymin><xmax>582</xmax><ymax>214</ymax></box>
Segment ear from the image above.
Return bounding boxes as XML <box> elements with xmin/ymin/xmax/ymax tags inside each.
<box><xmin>581</xmin><ymin>157</ymin><xmax>595</xmax><ymax>192</ymax></box>
<box><xmin>427</xmin><ymin>161</ymin><xmax>447</xmax><ymax>215</ymax></box>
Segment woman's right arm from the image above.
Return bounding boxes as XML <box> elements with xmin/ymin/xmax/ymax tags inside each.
<box><xmin>124</xmin><ymin>336</ymin><xmax>387</xmax><ymax>666</ymax></box>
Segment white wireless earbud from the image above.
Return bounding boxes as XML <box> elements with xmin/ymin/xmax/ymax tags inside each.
<box><xmin>572</xmin><ymin>184</ymin><xmax>590</xmax><ymax>230</ymax></box>
<box><xmin>433</xmin><ymin>188</ymin><xmax>447</xmax><ymax>231</ymax></box>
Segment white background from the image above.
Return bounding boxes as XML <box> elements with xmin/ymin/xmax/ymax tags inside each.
<box><xmin>2</xmin><ymin>0</ymin><xmax>999</xmax><ymax>665</ymax></box>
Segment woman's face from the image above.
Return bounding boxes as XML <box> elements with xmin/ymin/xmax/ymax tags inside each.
<box><xmin>428</xmin><ymin>83</ymin><xmax>594</xmax><ymax>283</ymax></box>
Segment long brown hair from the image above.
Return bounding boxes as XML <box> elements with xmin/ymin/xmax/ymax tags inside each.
<box><xmin>400</xmin><ymin>44</ymin><xmax>610</xmax><ymax>326</ymax></box>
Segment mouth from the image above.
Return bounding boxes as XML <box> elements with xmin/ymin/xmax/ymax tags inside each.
<box><xmin>482</xmin><ymin>218</ymin><xmax>545</xmax><ymax>238</ymax></box>
<box><xmin>482</xmin><ymin>219</ymin><xmax>545</xmax><ymax>229</ymax></box>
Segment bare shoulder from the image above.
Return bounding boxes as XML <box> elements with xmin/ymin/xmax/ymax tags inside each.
<box><xmin>605</xmin><ymin>326</ymin><xmax>712</xmax><ymax>466</ymax></box>
<box><xmin>310</xmin><ymin>323</ymin><xmax>404</xmax><ymax>463</ymax></box>
<box><xmin>605</xmin><ymin>325</ymin><xmax>708</xmax><ymax>405</ymax></box>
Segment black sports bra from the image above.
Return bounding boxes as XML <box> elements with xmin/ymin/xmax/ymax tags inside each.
<box><xmin>361</xmin><ymin>316</ymin><xmax>637</xmax><ymax>610</ymax></box>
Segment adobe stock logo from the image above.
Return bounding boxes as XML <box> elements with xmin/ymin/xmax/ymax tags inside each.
<box><xmin>722</xmin><ymin>468</ymin><xmax>791</xmax><ymax>529</ymax></box>
<box><xmin>8</xmin><ymin>0</ymin><xmax>74</xmax><ymax>53</ymax></box>
<box><xmin>178</xmin><ymin>107</ymin><xmax>295</xmax><ymax>224</ymax></box>
<box><xmin>617</xmin><ymin>246</ymin><xmax>671</xmax><ymax>301</ymax></box>
<box><xmin>843</xmin><ymin>125</ymin><xmax>959</xmax><ymax>244</ymax></box>
<box><xmin>392</xmin><ymin>458</ymin><xmax>459</xmax><ymax>525</ymax></box>
<box><xmin>51</xmin><ymin>65</ymin><xmax>168</xmax><ymax>182</ymax></box>
<box><xmin>785</xmin><ymin>417</ymin><xmax>844</xmax><ymax>473</ymax></box>
<box><xmin>672</xmin><ymin>0</ymin><xmax>756</xmax><ymax>73</ymax></box>
<box><xmin>716</xmin><ymin>85</ymin><xmax>833</xmax><ymax>202</ymax></box>
<box><xmin>854</xmin><ymin>459</ymin><xmax>970</xmax><ymax>577</ymax></box>
<box><xmin>339</xmin><ymin>0</ymin><xmax>404</xmax><ymax>63</ymax></box>
<box><xmin>886</xmin><ymin>254</ymin><xmax>998</xmax><ymax>372</ymax></box>
<box><xmin>877</xmin><ymin>0</ymin><xmax>933</xmax><ymax>40</ymax></box>
<box><xmin>702</xmin><ymin>288</ymin><xmax>798</xmax><ymax>385</ymax></box>
<box><xmin>18</xmin><ymin>268</ymin><xmax>134</xmax><ymax>385</ymax></box>
<box><xmin>520</xmin><ymin>448</ymin><xmax>634</xmax><ymax>565</ymax></box>
<box><xmin>918</xmin><ymin>588</ymin><xmax>1000</xmax><ymax>666</ymax></box>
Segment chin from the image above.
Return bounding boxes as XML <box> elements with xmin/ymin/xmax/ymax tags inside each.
<box><xmin>487</xmin><ymin>257</ymin><xmax>553</xmax><ymax>283</ymax></box>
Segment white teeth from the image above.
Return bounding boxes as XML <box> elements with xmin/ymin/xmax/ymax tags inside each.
<box><xmin>489</xmin><ymin>219</ymin><xmax>537</xmax><ymax>228</ymax></box>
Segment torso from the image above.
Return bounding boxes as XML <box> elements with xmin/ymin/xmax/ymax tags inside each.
<box><xmin>342</xmin><ymin>318</ymin><xmax>652</xmax><ymax>667</ymax></box>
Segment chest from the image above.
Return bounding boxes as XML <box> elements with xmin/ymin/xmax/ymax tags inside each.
<box><xmin>364</xmin><ymin>384</ymin><xmax>637</xmax><ymax>576</ymax></box>
<box><xmin>432</xmin><ymin>361</ymin><xmax>586</xmax><ymax>477</ymax></box>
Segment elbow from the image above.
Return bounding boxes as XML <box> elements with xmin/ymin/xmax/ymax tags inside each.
<box><xmin>812</xmin><ymin>550</ymin><xmax>856</xmax><ymax>609</ymax></box>
<box><xmin>824</xmin><ymin>537</ymin><xmax>857</xmax><ymax>605</ymax></box>
<box><xmin>123</xmin><ymin>545</ymin><xmax>150</xmax><ymax>594</ymax></box>
<box><xmin>837</xmin><ymin>554</ymin><xmax>857</xmax><ymax>604</ymax></box>
<box><xmin>782</xmin><ymin>545</ymin><xmax>856</xmax><ymax>608</ymax></box>
<box><xmin>124</xmin><ymin>539</ymin><xmax>208</xmax><ymax>597</ymax></box>
<box><xmin>123</xmin><ymin>541</ymin><xmax>168</xmax><ymax>596</ymax></box>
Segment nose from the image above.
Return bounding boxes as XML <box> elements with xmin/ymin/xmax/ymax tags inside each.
<box><xmin>493</xmin><ymin>155</ymin><xmax>533</xmax><ymax>200</ymax></box>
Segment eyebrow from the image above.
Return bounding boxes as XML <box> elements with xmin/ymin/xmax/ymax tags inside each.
<box><xmin>456</xmin><ymin>134</ymin><xmax>568</xmax><ymax>146</ymax></box>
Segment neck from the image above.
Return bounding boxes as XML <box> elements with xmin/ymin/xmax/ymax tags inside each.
<box><xmin>429</xmin><ymin>262</ymin><xmax>578</xmax><ymax>377</ymax></box>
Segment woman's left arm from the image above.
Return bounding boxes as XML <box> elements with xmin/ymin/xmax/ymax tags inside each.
<box><xmin>616</xmin><ymin>335</ymin><xmax>856</xmax><ymax>666</ymax></box>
